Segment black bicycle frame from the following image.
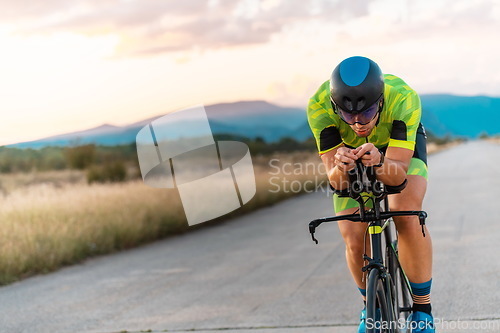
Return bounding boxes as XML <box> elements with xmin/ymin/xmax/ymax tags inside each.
<box><xmin>308</xmin><ymin>159</ymin><xmax>428</xmax><ymax>330</ymax></box>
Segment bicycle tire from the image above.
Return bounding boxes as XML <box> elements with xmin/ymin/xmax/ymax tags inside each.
<box><xmin>366</xmin><ymin>268</ymin><xmax>397</xmax><ymax>333</ymax></box>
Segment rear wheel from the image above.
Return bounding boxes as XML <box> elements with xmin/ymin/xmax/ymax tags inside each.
<box><xmin>386</xmin><ymin>234</ymin><xmax>412</xmax><ymax>332</ymax></box>
<box><xmin>389</xmin><ymin>248</ymin><xmax>412</xmax><ymax>332</ymax></box>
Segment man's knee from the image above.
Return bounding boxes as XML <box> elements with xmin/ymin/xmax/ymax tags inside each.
<box><xmin>341</xmin><ymin>226</ymin><xmax>365</xmax><ymax>256</ymax></box>
<box><xmin>393</xmin><ymin>207</ymin><xmax>425</xmax><ymax>236</ymax></box>
<box><xmin>346</xmin><ymin>241</ymin><xmax>364</xmax><ymax>256</ymax></box>
<box><xmin>390</xmin><ymin>200</ymin><xmax>422</xmax><ymax>213</ymax></box>
<box><xmin>390</xmin><ymin>192</ymin><xmax>423</xmax><ymax>227</ymax></box>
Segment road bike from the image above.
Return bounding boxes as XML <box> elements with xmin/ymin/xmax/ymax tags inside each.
<box><xmin>308</xmin><ymin>160</ymin><xmax>428</xmax><ymax>332</ymax></box>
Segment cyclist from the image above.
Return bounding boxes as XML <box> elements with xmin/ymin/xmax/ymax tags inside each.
<box><xmin>307</xmin><ymin>56</ymin><xmax>434</xmax><ymax>332</ymax></box>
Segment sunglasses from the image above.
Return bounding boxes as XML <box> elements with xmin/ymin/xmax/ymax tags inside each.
<box><xmin>331</xmin><ymin>95</ymin><xmax>383</xmax><ymax>125</ymax></box>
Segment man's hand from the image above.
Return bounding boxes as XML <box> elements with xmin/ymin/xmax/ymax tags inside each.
<box><xmin>334</xmin><ymin>147</ymin><xmax>358</xmax><ymax>173</ymax></box>
<box><xmin>353</xmin><ymin>143</ymin><xmax>382</xmax><ymax>167</ymax></box>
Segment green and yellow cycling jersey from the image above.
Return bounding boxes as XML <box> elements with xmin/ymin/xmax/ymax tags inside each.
<box><xmin>307</xmin><ymin>74</ymin><xmax>428</xmax><ymax>213</ymax></box>
<box><xmin>307</xmin><ymin>74</ymin><xmax>422</xmax><ymax>155</ymax></box>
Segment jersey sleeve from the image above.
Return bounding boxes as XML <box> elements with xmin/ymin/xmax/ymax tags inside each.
<box><xmin>307</xmin><ymin>92</ymin><xmax>343</xmax><ymax>155</ymax></box>
<box><xmin>388</xmin><ymin>90</ymin><xmax>422</xmax><ymax>151</ymax></box>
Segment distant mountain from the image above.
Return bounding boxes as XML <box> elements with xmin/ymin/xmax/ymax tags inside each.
<box><xmin>7</xmin><ymin>96</ymin><xmax>500</xmax><ymax>149</ymax></box>
<box><xmin>9</xmin><ymin>101</ymin><xmax>306</xmax><ymax>149</ymax></box>
<box><xmin>420</xmin><ymin>94</ymin><xmax>500</xmax><ymax>138</ymax></box>
<box><xmin>205</xmin><ymin>101</ymin><xmax>307</xmax><ymax>141</ymax></box>
<box><xmin>10</xmin><ymin>125</ymin><xmax>142</xmax><ymax>149</ymax></box>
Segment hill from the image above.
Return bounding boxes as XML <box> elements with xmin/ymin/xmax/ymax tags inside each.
<box><xmin>9</xmin><ymin>101</ymin><xmax>306</xmax><ymax>149</ymax></box>
<box><xmin>420</xmin><ymin>94</ymin><xmax>500</xmax><ymax>138</ymax></box>
<box><xmin>7</xmin><ymin>96</ymin><xmax>500</xmax><ymax>149</ymax></box>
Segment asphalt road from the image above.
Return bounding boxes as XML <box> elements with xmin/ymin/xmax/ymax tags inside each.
<box><xmin>1</xmin><ymin>141</ymin><xmax>499</xmax><ymax>333</ymax></box>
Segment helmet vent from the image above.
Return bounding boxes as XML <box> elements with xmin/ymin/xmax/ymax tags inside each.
<box><xmin>357</xmin><ymin>98</ymin><xmax>366</xmax><ymax>110</ymax></box>
<box><xmin>343</xmin><ymin>97</ymin><xmax>353</xmax><ymax>111</ymax></box>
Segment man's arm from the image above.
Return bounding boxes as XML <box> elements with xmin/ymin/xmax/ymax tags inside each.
<box><xmin>354</xmin><ymin>143</ymin><xmax>413</xmax><ymax>186</ymax></box>
<box><xmin>321</xmin><ymin>145</ymin><xmax>358</xmax><ymax>190</ymax></box>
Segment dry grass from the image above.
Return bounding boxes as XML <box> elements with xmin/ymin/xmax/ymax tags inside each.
<box><xmin>426</xmin><ymin>141</ymin><xmax>462</xmax><ymax>154</ymax></box>
<box><xmin>485</xmin><ymin>137</ymin><xmax>500</xmax><ymax>145</ymax></box>
<box><xmin>247</xmin><ymin>151</ymin><xmax>326</xmax><ymax>208</ymax></box>
<box><xmin>0</xmin><ymin>152</ymin><xmax>323</xmax><ymax>284</ymax></box>
<box><xmin>0</xmin><ymin>169</ymin><xmax>85</xmax><ymax>195</ymax></box>
<box><xmin>0</xmin><ymin>181</ymin><xmax>185</xmax><ymax>284</ymax></box>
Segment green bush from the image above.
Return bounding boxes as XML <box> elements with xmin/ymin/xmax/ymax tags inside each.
<box><xmin>87</xmin><ymin>161</ymin><xmax>127</xmax><ymax>184</ymax></box>
<box><xmin>479</xmin><ymin>131</ymin><xmax>490</xmax><ymax>140</ymax></box>
<box><xmin>65</xmin><ymin>144</ymin><xmax>96</xmax><ymax>170</ymax></box>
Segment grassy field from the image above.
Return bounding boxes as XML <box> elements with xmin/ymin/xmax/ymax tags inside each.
<box><xmin>486</xmin><ymin>137</ymin><xmax>500</xmax><ymax>145</ymax></box>
<box><xmin>0</xmin><ymin>141</ymin><xmax>463</xmax><ymax>285</ymax></box>
<box><xmin>0</xmin><ymin>152</ymin><xmax>324</xmax><ymax>285</ymax></box>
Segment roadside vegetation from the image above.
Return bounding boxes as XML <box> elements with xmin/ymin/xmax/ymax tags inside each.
<box><xmin>0</xmin><ymin>133</ymin><xmax>465</xmax><ymax>284</ymax></box>
<box><xmin>480</xmin><ymin>133</ymin><xmax>500</xmax><ymax>145</ymax></box>
<box><xmin>0</xmin><ymin>137</ymin><xmax>320</xmax><ymax>284</ymax></box>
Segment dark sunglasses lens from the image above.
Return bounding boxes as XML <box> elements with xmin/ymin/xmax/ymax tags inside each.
<box><xmin>358</xmin><ymin>103</ymin><xmax>379</xmax><ymax>123</ymax></box>
<box><xmin>338</xmin><ymin>109</ymin><xmax>357</xmax><ymax>124</ymax></box>
<box><xmin>338</xmin><ymin>100</ymin><xmax>379</xmax><ymax>125</ymax></box>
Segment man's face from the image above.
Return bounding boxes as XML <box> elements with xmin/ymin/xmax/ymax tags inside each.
<box><xmin>335</xmin><ymin>97</ymin><xmax>383</xmax><ymax>137</ymax></box>
<box><xmin>349</xmin><ymin>112</ymin><xmax>380</xmax><ymax>137</ymax></box>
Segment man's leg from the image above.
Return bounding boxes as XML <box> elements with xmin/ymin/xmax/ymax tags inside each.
<box><xmin>337</xmin><ymin>208</ymin><xmax>379</xmax><ymax>332</ymax></box>
<box><xmin>337</xmin><ymin>207</ymin><xmax>371</xmax><ymax>296</ymax></box>
<box><xmin>389</xmin><ymin>175</ymin><xmax>433</xmax><ymax>314</ymax></box>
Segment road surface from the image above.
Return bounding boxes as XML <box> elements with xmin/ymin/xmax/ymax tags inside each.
<box><xmin>0</xmin><ymin>141</ymin><xmax>499</xmax><ymax>333</ymax></box>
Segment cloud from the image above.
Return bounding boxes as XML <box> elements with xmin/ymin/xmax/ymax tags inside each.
<box><xmin>2</xmin><ymin>0</ymin><xmax>373</xmax><ymax>56</ymax></box>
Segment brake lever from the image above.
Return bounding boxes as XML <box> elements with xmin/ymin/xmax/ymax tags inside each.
<box><xmin>309</xmin><ymin>223</ymin><xmax>319</xmax><ymax>244</ymax></box>
<box><xmin>418</xmin><ymin>212</ymin><xmax>428</xmax><ymax>237</ymax></box>
<box><xmin>311</xmin><ymin>233</ymin><xmax>318</xmax><ymax>245</ymax></box>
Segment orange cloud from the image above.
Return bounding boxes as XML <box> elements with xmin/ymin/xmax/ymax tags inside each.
<box><xmin>4</xmin><ymin>0</ymin><xmax>372</xmax><ymax>57</ymax></box>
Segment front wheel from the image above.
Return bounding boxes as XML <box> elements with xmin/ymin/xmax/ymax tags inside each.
<box><xmin>366</xmin><ymin>268</ymin><xmax>397</xmax><ymax>333</ymax></box>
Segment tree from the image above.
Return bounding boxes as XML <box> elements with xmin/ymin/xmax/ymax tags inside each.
<box><xmin>65</xmin><ymin>144</ymin><xmax>96</xmax><ymax>170</ymax></box>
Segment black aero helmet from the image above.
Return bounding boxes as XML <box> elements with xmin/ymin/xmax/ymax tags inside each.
<box><xmin>330</xmin><ymin>56</ymin><xmax>384</xmax><ymax>113</ymax></box>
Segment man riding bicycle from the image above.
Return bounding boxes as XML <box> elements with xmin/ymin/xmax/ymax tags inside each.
<box><xmin>307</xmin><ymin>56</ymin><xmax>434</xmax><ymax>332</ymax></box>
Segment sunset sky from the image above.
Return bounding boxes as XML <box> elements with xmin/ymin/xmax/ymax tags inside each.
<box><xmin>1</xmin><ymin>0</ymin><xmax>499</xmax><ymax>145</ymax></box>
